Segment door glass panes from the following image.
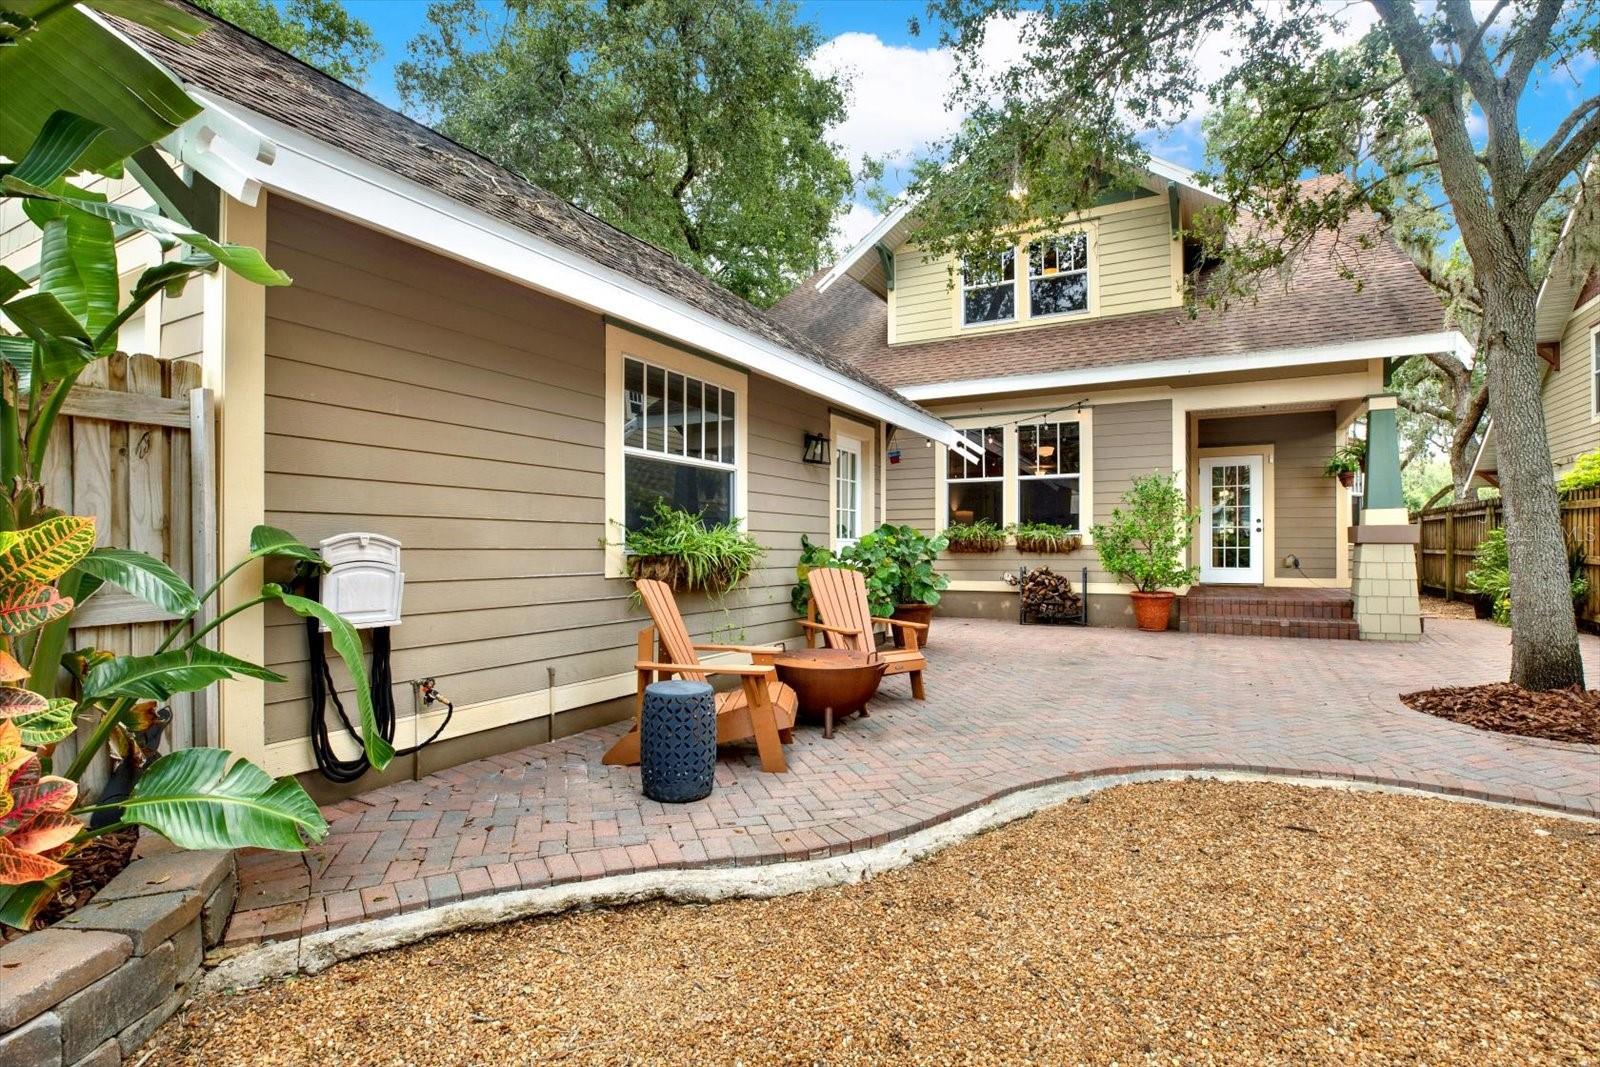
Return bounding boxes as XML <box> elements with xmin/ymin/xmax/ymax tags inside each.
<box><xmin>1209</xmin><ymin>463</ymin><xmax>1251</xmax><ymax>569</ymax></box>
<box><xmin>835</xmin><ymin>445</ymin><xmax>860</xmax><ymax>543</ymax></box>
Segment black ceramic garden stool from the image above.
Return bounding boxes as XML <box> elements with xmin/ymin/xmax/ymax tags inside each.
<box><xmin>639</xmin><ymin>679</ymin><xmax>716</xmax><ymax>803</ymax></box>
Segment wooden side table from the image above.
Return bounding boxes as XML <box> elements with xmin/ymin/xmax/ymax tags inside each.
<box><xmin>773</xmin><ymin>648</ymin><xmax>886</xmax><ymax>738</ymax></box>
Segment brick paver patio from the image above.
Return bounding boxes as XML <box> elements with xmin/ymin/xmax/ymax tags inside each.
<box><xmin>226</xmin><ymin>618</ymin><xmax>1600</xmax><ymax>950</ymax></box>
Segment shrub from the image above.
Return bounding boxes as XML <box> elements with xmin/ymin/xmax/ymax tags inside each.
<box><xmin>1090</xmin><ymin>472</ymin><xmax>1199</xmax><ymax>593</ymax></box>
<box><xmin>620</xmin><ymin>502</ymin><xmax>765</xmax><ymax>596</ymax></box>
<box><xmin>1467</xmin><ymin>526</ymin><xmax>1588</xmax><ymax>626</ymax></box>
<box><xmin>1322</xmin><ymin>439</ymin><xmax>1366</xmax><ymax>478</ymax></box>
<box><xmin>1558</xmin><ymin>449</ymin><xmax>1600</xmax><ymax>492</ymax></box>
<box><xmin>789</xmin><ymin>525</ymin><xmax>951</xmax><ymax>617</ymax></box>
<box><xmin>944</xmin><ymin>519</ymin><xmax>1007</xmax><ymax>552</ymax></box>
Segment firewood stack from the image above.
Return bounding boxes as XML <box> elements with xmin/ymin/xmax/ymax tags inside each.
<box><xmin>1018</xmin><ymin>566</ymin><xmax>1084</xmax><ymax>624</ymax></box>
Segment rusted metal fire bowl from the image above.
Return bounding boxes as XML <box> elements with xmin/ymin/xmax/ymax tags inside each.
<box><xmin>774</xmin><ymin>648</ymin><xmax>887</xmax><ymax>739</ymax></box>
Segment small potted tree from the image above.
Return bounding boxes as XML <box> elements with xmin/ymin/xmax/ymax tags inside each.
<box><xmin>1091</xmin><ymin>472</ymin><xmax>1199</xmax><ymax>632</ymax></box>
<box><xmin>1322</xmin><ymin>440</ymin><xmax>1366</xmax><ymax>487</ymax></box>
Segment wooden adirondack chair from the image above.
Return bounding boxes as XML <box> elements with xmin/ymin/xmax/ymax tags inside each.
<box><xmin>602</xmin><ymin>578</ymin><xmax>798</xmax><ymax>773</ymax></box>
<box><xmin>803</xmin><ymin>567</ymin><xmax>927</xmax><ymax>700</ymax></box>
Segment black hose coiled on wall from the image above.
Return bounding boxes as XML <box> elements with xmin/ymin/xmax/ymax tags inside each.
<box><xmin>302</xmin><ymin>575</ymin><xmax>454</xmax><ymax>783</ymax></box>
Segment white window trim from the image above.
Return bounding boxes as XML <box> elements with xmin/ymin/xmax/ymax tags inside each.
<box><xmin>935</xmin><ymin>410</ymin><xmax>1094</xmax><ymax>542</ymax></box>
<box><xmin>960</xmin><ymin>249</ymin><xmax>1018</xmax><ymax>328</ymax></box>
<box><xmin>828</xmin><ymin>412</ymin><xmax>878</xmax><ymax>550</ymax></box>
<box><xmin>951</xmin><ymin>222</ymin><xmax>1101</xmax><ymax>334</ymax></box>
<box><xmin>1589</xmin><ymin>325</ymin><xmax>1600</xmax><ymax>423</ymax></box>
<box><xmin>944</xmin><ymin>425</ymin><xmax>1007</xmax><ymax>526</ymax></box>
<box><xmin>605</xmin><ymin>325</ymin><xmax>749</xmax><ymax>579</ymax></box>
<box><xmin>1026</xmin><ymin>232</ymin><xmax>1091</xmax><ymax>322</ymax></box>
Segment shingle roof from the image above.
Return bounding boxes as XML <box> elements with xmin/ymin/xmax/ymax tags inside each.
<box><xmin>773</xmin><ymin>198</ymin><xmax>1446</xmax><ymax>392</ymax></box>
<box><xmin>115</xmin><ymin>3</ymin><xmax>924</xmax><ymax>412</ymax></box>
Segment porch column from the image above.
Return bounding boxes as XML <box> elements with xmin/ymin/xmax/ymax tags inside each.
<box><xmin>1350</xmin><ymin>394</ymin><xmax>1422</xmax><ymax>641</ymax></box>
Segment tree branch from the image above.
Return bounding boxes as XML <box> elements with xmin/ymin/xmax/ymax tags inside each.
<box><xmin>1506</xmin><ymin>0</ymin><xmax>1566</xmax><ymax>101</ymax></box>
<box><xmin>1398</xmin><ymin>393</ymin><xmax>1456</xmax><ymax>423</ymax></box>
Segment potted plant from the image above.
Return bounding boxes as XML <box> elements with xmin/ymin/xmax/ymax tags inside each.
<box><xmin>1465</xmin><ymin>526</ymin><xmax>1509</xmax><ymax>621</ymax></box>
<box><xmin>839</xmin><ymin>524</ymin><xmax>950</xmax><ymax>647</ymax></box>
<box><xmin>1091</xmin><ymin>472</ymin><xmax>1200</xmax><ymax>632</ymax></box>
<box><xmin>944</xmin><ymin>519</ymin><xmax>1008</xmax><ymax>552</ymax></box>
<box><xmin>789</xmin><ymin>533</ymin><xmax>838</xmax><ymax>614</ymax></box>
<box><xmin>617</xmin><ymin>502</ymin><xmax>765</xmax><ymax>596</ymax></box>
<box><xmin>1323</xmin><ymin>439</ymin><xmax>1367</xmax><ymax>487</ymax></box>
<box><xmin>1011</xmin><ymin>521</ymin><xmax>1083</xmax><ymax>554</ymax></box>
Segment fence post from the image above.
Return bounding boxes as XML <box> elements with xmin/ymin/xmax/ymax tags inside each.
<box><xmin>1444</xmin><ymin>509</ymin><xmax>1456</xmax><ymax>600</ymax></box>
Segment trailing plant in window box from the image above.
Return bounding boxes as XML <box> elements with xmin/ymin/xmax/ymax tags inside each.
<box><xmin>618</xmin><ymin>501</ymin><xmax>765</xmax><ymax>596</ymax></box>
<box><xmin>943</xmin><ymin>519</ymin><xmax>1007</xmax><ymax>553</ymax></box>
<box><xmin>1010</xmin><ymin>522</ymin><xmax>1082</xmax><ymax>553</ymax></box>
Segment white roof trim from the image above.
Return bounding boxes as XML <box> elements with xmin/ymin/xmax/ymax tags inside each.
<box><xmin>1467</xmin><ymin>417</ymin><xmax>1495</xmax><ymax>480</ymax></box>
<box><xmin>898</xmin><ymin>330</ymin><xmax>1474</xmax><ymax>401</ymax></box>
<box><xmin>817</xmin><ymin>154</ymin><xmax>1217</xmax><ymax>296</ymax></box>
<box><xmin>173</xmin><ymin>92</ymin><xmax>977</xmax><ymax>460</ymax></box>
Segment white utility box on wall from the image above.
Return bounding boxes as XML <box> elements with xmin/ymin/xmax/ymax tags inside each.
<box><xmin>318</xmin><ymin>532</ymin><xmax>404</xmax><ymax>630</ymax></box>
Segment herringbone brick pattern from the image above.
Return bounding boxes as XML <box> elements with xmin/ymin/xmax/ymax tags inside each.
<box><xmin>225</xmin><ymin>618</ymin><xmax>1600</xmax><ymax>949</ymax></box>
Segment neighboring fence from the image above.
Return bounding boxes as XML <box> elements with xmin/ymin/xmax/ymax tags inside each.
<box><xmin>42</xmin><ymin>353</ymin><xmax>216</xmax><ymax>793</ymax></box>
<box><xmin>1415</xmin><ymin>486</ymin><xmax>1600</xmax><ymax>624</ymax></box>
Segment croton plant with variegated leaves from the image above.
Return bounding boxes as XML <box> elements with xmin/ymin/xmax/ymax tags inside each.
<box><xmin>0</xmin><ymin>3</ymin><xmax>392</xmax><ymax>928</ymax></box>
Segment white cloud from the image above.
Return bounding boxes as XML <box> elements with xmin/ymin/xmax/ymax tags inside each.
<box><xmin>833</xmin><ymin>201</ymin><xmax>884</xmax><ymax>250</ymax></box>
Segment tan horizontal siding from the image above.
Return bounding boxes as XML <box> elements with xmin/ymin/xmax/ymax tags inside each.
<box><xmin>1197</xmin><ymin>411</ymin><xmax>1336</xmax><ymax>578</ymax></box>
<box><xmin>1544</xmin><ymin>299</ymin><xmax>1600</xmax><ymax>470</ymax></box>
<box><xmin>886</xmin><ymin>431</ymin><xmax>936</xmax><ymax>531</ymax></box>
<box><xmin>263</xmin><ymin>199</ymin><xmax>837</xmax><ymax>746</ymax></box>
<box><xmin>890</xmin><ymin>198</ymin><xmax>1176</xmax><ymax>345</ymax></box>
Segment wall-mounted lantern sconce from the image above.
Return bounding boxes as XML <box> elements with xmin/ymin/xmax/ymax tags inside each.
<box><xmin>803</xmin><ymin>432</ymin><xmax>830</xmax><ymax>465</ymax></box>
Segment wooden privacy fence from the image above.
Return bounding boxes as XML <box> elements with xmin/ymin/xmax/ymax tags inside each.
<box><xmin>42</xmin><ymin>353</ymin><xmax>216</xmax><ymax>794</ymax></box>
<box><xmin>1415</xmin><ymin>486</ymin><xmax>1600</xmax><ymax>624</ymax></box>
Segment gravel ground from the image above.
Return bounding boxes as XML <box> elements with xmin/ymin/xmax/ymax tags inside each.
<box><xmin>146</xmin><ymin>781</ymin><xmax>1600</xmax><ymax>1066</ymax></box>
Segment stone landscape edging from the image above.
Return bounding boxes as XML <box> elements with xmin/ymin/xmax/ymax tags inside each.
<box><xmin>201</xmin><ymin>767</ymin><xmax>1600</xmax><ymax>994</ymax></box>
<box><xmin>0</xmin><ymin>842</ymin><xmax>236</xmax><ymax>1067</ymax></box>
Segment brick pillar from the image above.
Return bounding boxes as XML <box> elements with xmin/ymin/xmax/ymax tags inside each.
<box><xmin>1350</xmin><ymin>395</ymin><xmax>1422</xmax><ymax>640</ymax></box>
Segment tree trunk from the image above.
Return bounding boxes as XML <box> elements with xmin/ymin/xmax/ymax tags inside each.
<box><xmin>1481</xmin><ymin>279</ymin><xmax>1585</xmax><ymax>690</ymax></box>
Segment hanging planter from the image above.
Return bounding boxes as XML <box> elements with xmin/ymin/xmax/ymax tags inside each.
<box><xmin>616</xmin><ymin>503</ymin><xmax>766</xmax><ymax>597</ymax></box>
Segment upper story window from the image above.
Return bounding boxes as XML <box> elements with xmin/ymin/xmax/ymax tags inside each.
<box><xmin>1028</xmin><ymin>233</ymin><xmax>1089</xmax><ymax>318</ymax></box>
<box><xmin>1018</xmin><ymin>421</ymin><xmax>1082</xmax><ymax>530</ymax></box>
<box><xmin>961</xmin><ymin>250</ymin><xmax>1016</xmax><ymax>326</ymax></box>
<box><xmin>622</xmin><ymin>355</ymin><xmax>737</xmax><ymax>528</ymax></box>
<box><xmin>947</xmin><ymin>426</ymin><xmax>1004</xmax><ymax>525</ymax></box>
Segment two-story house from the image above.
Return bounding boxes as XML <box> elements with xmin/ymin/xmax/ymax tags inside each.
<box><xmin>775</xmin><ymin>163</ymin><xmax>1457</xmax><ymax>632</ymax></box>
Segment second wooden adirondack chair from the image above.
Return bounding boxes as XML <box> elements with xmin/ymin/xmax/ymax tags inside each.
<box><xmin>803</xmin><ymin>567</ymin><xmax>927</xmax><ymax>700</ymax></box>
<box><xmin>602</xmin><ymin>579</ymin><xmax>798</xmax><ymax>773</ymax></box>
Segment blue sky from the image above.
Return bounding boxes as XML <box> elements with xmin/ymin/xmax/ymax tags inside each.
<box><xmin>346</xmin><ymin>1</ymin><xmax>1595</xmax><ymax>247</ymax></box>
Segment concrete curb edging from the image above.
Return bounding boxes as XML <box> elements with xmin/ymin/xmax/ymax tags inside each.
<box><xmin>202</xmin><ymin>769</ymin><xmax>1600</xmax><ymax>993</ymax></box>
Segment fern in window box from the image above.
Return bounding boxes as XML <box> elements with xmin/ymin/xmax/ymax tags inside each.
<box><xmin>1011</xmin><ymin>522</ymin><xmax>1082</xmax><ymax>553</ymax></box>
<box><xmin>944</xmin><ymin>519</ymin><xmax>1008</xmax><ymax>553</ymax></box>
<box><xmin>619</xmin><ymin>502</ymin><xmax>765</xmax><ymax>596</ymax></box>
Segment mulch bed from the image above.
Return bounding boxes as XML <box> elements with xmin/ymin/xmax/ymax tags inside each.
<box><xmin>0</xmin><ymin>827</ymin><xmax>139</xmax><ymax>942</ymax></box>
<box><xmin>1401</xmin><ymin>682</ymin><xmax>1600</xmax><ymax>745</ymax></box>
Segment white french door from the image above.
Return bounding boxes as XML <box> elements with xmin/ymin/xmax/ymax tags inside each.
<box><xmin>834</xmin><ymin>435</ymin><xmax>863</xmax><ymax>548</ymax></box>
<box><xmin>1198</xmin><ymin>455</ymin><xmax>1264</xmax><ymax>584</ymax></box>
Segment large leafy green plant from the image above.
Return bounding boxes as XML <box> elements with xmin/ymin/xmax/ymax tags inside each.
<box><xmin>0</xmin><ymin>5</ymin><xmax>387</xmax><ymax>929</ymax></box>
<box><xmin>840</xmin><ymin>524</ymin><xmax>950</xmax><ymax>618</ymax></box>
<box><xmin>1091</xmin><ymin>473</ymin><xmax>1199</xmax><ymax>594</ymax></box>
<box><xmin>616</xmin><ymin>502</ymin><xmax>765</xmax><ymax>596</ymax></box>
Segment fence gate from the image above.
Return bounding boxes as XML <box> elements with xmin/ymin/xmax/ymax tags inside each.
<box><xmin>42</xmin><ymin>353</ymin><xmax>216</xmax><ymax>796</ymax></box>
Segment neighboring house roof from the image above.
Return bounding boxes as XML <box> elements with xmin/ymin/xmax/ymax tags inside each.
<box><xmin>106</xmin><ymin>4</ymin><xmax>975</xmax><ymax>453</ymax></box>
<box><xmin>1535</xmin><ymin>162</ymin><xmax>1600</xmax><ymax>344</ymax></box>
<box><xmin>818</xmin><ymin>156</ymin><xmax>1219</xmax><ymax>298</ymax></box>
<box><xmin>774</xmin><ymin>195</ymin><xmax>1456</xmax><ymax>400</ymax></box>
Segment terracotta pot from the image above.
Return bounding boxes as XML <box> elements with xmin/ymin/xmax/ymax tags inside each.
<box><xmin>1337</xmin><ymin>470</ymin><xmax>1355</xmax><ymax>488</ymax></box>
<box><xmin>1129</xmin><ymin>590</ymin><xmax>1175</xmax><ymax>632</ymax></box>
<box><xmin>891</xmin><ymin>602</ymin><xmax>935</xmax><ymax>649</ymax></box>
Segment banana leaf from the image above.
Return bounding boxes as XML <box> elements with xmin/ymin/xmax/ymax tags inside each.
<box><xmin>249</xmin><ymin>524</ymin><xmax>326</xmax><ymax>567</ymax></box>
<box><xmin>76</xmin><ymin>548</ymin><xmax>200</xmax><ymax>616</ymax></box>
<box><xmin>84</xmin><ymin>648</ymin><xmax>286</xmax><ymax>702</ymax></box>
<box><xmin>81</xmin><ymin>747</ymin><xmax>327</xmax><ymax>851</ymax></box>
<box><xmin>6</xmin><ymin>110</ymin><xmax>107</xmax><ymax>187</ymax></box>
<box><xmin>24</xmin><ymin>182</ymin><xmax>118</xmax><ymax>356</ymax></box>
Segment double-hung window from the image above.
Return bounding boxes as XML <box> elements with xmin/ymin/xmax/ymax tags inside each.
<box><xmin>947</xmin><ymin>426</ymin><xmax>1004</xmax><ymax>526</ymax></box>
<box><xmin>961</xmin><ymin>249</ymin><xmax>1016</xmax><ymax>326</ymax></box>
<box><xmin>1028</xmin><ymin>233</ymin><xmax>1089</xmax><ymax>318</ymax></box>
<box><xmin>621</xmin><ymin>355</ymin><xmax>737</xmax><ymax>528</ymax></box>
<box><xmin>1018</xmin><ymin>422</ymin><xmax>1082</xmax><ymax>530</ymax></box>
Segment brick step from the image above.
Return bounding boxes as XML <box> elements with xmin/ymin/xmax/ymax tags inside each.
<box><xmin>1179</xmin><ymin>613</ymin><xmax>1360</xmax><ymax>640</ymax></box>
<box><xmin>1180</xmin><ymin>596</ymin><xmax>1354</xmax><ymax>620</ymax></box>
